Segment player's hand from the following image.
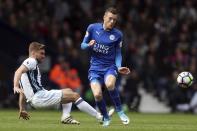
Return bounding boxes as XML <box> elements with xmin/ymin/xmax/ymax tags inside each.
<box><xmin>118</xmin><ymin>67</ymin><xmax>130</xmax><ymax>75</ymax></box>
<box><xmin>19</xmin><ymin>110</ymin><xmax>30</xmax><ymax>120</ymax></box>
<box><xmin>88</xmin><ymin>40</ymin><xmax>96</xmax><ymax>47</ymax></box>
<box><xmin>13</xmin><ymin>86</ymin><xmax>23</xmax><ymax>94</ymax></box>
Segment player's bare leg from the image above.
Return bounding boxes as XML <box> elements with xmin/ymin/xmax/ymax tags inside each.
<box><xmin>61</xmin><ymin>88</ymin><xmax>103</xmax><ymax>124</ymax></box>
<box><xmin>60</xmin><ymin>89</ymin><xmax>79</xmax><ymax>124</ymax></box>
<box><xmin>105</xmin><ymin>75</ymin><xmax>130</xmax><ymax>125</ymax></box>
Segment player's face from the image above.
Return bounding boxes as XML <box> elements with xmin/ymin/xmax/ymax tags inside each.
<box><xmin>103</xmin><ymin>12</ymin><xmax>118</xmax><ymax>30</ymax></box>
<box><xmin>35</xmin><ymin>49</ymin><xmax>45</xmax><ymax>63</ymax></box>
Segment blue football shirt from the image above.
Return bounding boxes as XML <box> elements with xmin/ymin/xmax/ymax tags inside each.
<box><xmin>81</xmin><ymin>23</ymin><xmax>122</xmax><ymax>72</ymax></box>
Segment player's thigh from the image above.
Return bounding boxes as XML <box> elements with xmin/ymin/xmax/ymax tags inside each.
<box><xmin>104</xmin><ymin>68</ymin><xmax>117</xmax><ymax>89</ymax></box>
<box><xmin>90</xmin><ymin>80</ymin><xmax>103</xmax><ymax>100</ymax></box>
<box><xmin>31</xmin><ymin>90</ymin><xmax>62</xmax><ymax>108</ymax></box>
<box><xmin>61</xmin><ymin>88</ymin><xmax>80</xmax><ymax>103</ymax></box>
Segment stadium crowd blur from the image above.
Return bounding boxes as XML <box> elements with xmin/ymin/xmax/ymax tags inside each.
<box><xmin>0</xmin><ymin>0</ymin><xmax>197</xmax><ymax>113</ymax></box>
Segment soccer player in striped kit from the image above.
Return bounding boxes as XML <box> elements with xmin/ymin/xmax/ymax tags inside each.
<box><xmin>13</xmin><ymin>42</ymin><xmax>105</xmax><ymax>124</ymax></box>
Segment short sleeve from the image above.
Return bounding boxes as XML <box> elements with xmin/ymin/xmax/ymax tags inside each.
<box><xmin>22</xmin><ymin>58</ymin><xmax>37</xmax><ymax>70</ymax></box>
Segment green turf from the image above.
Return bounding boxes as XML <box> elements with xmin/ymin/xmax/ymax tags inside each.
<box><xmin>0</xmin><ymin>109</ymin><xmax>197</xmax><ymax>131</ymax></box>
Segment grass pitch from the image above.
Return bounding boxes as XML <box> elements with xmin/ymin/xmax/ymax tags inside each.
<box><xmin>0</xmin><ymin>109</ymin><xmax>197</xmax><ymax>131</ymax></box>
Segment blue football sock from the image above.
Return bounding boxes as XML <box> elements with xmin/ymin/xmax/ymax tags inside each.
<box><xmin>108</xmin><ymin>88</ymin><xmax>122</xmax><ymax>112</ymax></box>
<box><xmin>96</xmin><ymin>99</ymin><xmax>109</xmax><ymax>119</ymax></box>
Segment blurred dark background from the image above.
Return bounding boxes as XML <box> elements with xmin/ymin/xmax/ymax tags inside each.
<box><xmin>0</xmin><ymin>0</ymin><xmax>197</xmax><ymax>113</ymax></box>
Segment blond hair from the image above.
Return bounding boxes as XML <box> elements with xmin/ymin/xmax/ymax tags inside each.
<box><xmin>29</xmin><ymin>42</ymin><xmax>45</xmax><ymax>54</ymax></box>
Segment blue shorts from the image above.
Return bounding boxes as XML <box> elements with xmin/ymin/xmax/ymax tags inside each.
<box><xmin>88</xmin><ymin>68</ymin><xmax>118</xmax><ymax>84</ymax></box>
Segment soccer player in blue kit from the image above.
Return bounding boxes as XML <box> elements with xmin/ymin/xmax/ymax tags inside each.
<box><xmin>81</xmin><ymin>7</ymin><xmax>130</xmax><ymax>126</ymax></box>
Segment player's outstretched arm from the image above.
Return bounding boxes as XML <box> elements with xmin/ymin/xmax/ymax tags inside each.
<box><xmin>115</xmin><ymin>39</ymin><xmax>130</xmax><ymax>75</ymax></box>
<box><xmin>115</xmin><ymin>45</ymin><xmax>130</xmax><ymax>75</ymax></box>
<box><xmin>18</xmin><ymin>93</ymin><xmax>30</xmax><ymax>120</ymax></box>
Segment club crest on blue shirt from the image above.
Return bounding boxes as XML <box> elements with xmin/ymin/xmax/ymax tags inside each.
<box><xmin>109</xmin><ymin>35</ymin><xmax>115</xmax><ymax>40</ymax></box>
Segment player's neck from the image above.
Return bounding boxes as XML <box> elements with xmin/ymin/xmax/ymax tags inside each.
<box><xmin>29</xmin><ymin>54</ymin><xmax>36</xmax><ymax>59</ymax></box>
<box><xmin>103</xmin><ymin>24</ymin><xmax>111</xmax><ymax>31</ymax></box>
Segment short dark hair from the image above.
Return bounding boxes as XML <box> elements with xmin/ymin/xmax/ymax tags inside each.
<box><xmin>29</xmin><ymin>42</ymin><xmax>45</xmax><ymax>53</ymax></box>
<box><xmin>105</xmin><ymin>7</ymin><xmax>118</xmax><ymax>15</ymax></box>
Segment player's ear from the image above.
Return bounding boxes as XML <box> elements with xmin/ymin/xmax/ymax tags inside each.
<box><xmin>30</xmin><ymin>51</ymin><xmax>35</xmax><ymax>57</ymax></box>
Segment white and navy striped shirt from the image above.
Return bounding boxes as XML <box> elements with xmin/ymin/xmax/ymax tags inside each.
<box><xmin>19</xmin><ymin>57</ymin><xmax>44</xmax><ymax>101</ymax></box>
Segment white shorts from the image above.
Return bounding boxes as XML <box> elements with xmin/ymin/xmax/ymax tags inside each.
<box><xmin>30</xmin><ymin>89</ymin><xmax>63</xmax><ymax>108</ymax></box>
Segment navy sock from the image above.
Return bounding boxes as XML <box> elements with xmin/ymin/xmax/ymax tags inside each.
<box><xmin>108</xmin><ymin>88</ymin><xmax>122</xmax><ymax>112</ymax></box>
<box><xmin>96</xmin><ymin>99</ymin><xmax>109</xmax><ymax>119</ymax></box>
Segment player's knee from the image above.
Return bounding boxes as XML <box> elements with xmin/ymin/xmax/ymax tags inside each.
<box><xmin>61</xmin><ymin>90</ymin><xmax>80</xmax><ymax>102</ymax></box>
<box><xmin>73</xmin><ymin>92</ymin><xmax>80</xmax><ymax>101</ymax></box>
<box><xmin>106</xmin><ymin>82</ymin><xmax>115</xmax><ymax>90</ymax></box>
<box><xmin>94</xmin><ymin>92</ymin><xmax>103</xmax><ymax>101</ymax></box>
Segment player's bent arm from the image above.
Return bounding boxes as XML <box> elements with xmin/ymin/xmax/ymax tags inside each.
<box><xmin>81</xmin><ymin>24</ymin><xmax>94</xmax><ymax>50</ymax></box>
<box><xmin>18</xmin><ymin>92</ymin><xmax>30</xmax><ymax>120</ymax></box>
<box><xmin>81</xmin><ymin>42</ymin><xmax>90</xmax><ymax>50</ymax></box>
<box><xmin>19</xmin><ymin>92</ymin><xmax>26</xmax><ymax>112</ymax></box>
<box><xmin>115</xmin><ymin>42</ymin><xmax>131</xmax><ymax>75</ymax></box>
<box><xmin>13</xmin><ymin>65</ymin><xmax>28</xmax><ymax>89</ymax></box>
<box><xmin>81</xmin><ymin>30</ymin><xmax>91</xmax><ymax>50</ymax></box>
<box><xmin>81</xmin><ymin>40</ymin><xmax>96</xmax><ymax>50</ymax></box>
